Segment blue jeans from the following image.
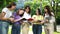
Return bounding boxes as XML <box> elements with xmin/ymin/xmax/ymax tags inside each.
<box><xmin>11</xmin><ymin>23</ymin><xmax>21</xmax><ymax>34</ymax></box>
<box><xmin>32</xmin><ymin>24</ymin><xmax>42</xmax><ymax>34</ymax></box>
<box><xmin>1</xmin><ymin>21</ymin><xmax>9</xmax><ymax>34</ymax></box>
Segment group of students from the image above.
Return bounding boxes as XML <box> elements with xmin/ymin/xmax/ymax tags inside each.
<box><xmin>0</xmin><ymin>2</ymin><xmax>55</xmax><ymax>34</ymax></box>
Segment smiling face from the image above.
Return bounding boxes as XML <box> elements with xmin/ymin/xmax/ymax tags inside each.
<box><xmin>25</xmin><ymin>7</ymin><xmax>30</xmax><ymax>13</ymax></box>
<box><xmin>25</xmin><ymin>6</ymin><xmax>31</xmax><ymax>14</ymax></box>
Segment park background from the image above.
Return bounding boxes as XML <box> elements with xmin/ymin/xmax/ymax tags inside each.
<box><xmin>0</xmin><ymin>0</ymin><xmax>60</xmax><ymax>34</ymax></box>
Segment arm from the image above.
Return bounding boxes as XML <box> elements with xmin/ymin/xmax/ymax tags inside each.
<box><xmin>40</xmin><ymin>16</ymin><xmax>44</xmax><ymax>24</ymax></box>
<box><xmin>14</xmin><ymin>17</ymin><xmax>23</xmax><ymax>22</ymax></box>
<box><xmin>1</xmin><ymin>12</ymin><xmax>9</xmax><ymax>20</ymax></box>
<box><xmin>1</xmin><ymin>12</ymin><xmax>15</xmax><ymax>22</ymax></box>
<box><xmin>1</xmin><ymin>8</ymin><xmax>10</xmax><ymax>20</ymax></box>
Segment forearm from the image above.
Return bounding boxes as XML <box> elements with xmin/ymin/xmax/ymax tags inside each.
<box><xmin>14</xmin><ymin>18</ymin><xmax>22</xmax><ymax>22</ymax></box>
<box><xmin>14</xmin><ymin>19</ymin><xmax>20</xmax><ymax>22</ymax></box>
<box><xmin>1</xmin><ymin>17</ymin><xmax>9</xmax><ymax>20</ymax></box>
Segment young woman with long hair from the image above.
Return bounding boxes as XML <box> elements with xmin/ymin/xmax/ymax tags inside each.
<box><xmin>11</xmin><ymin>9</ymin><xmax>24</xmax><ymax>34</ymax></box>
<box><xmin>22</xmin><ymin>6</ymin><xmax>31</xmax><ymax>34</ymax></box>
<box><xmin>44</xmin><ymin>5</ymin><xmax>55</xmax><ymax>34</ymax></box>
<box><xmin>32</xmin><ymin>8</ymin><xmax>44</xmax><ymax>34</ymax></box>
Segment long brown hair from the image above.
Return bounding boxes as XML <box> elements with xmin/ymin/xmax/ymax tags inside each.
<box><xmin>25</xmin><ymin>6</ymin><xmax>31</xmax><ymax>14</ymax></box>
<box><xmin>7</xmin><ymin>2</ymin><xmax>16</xmax><ymax>8</ymax></box>
<box><xmin>44</xmin><ymin>5</ymin><xmax>52</xmax><ymax>16</ymax></box>
<box><xmin>16</xmin><ymin>9</ymin><xmax>24</xmax><ymax>17</ymax></box>
<box><xmin>36</xmin><ymin>8</ymin><xmax>41</xmax><ymax>15</ymax></box>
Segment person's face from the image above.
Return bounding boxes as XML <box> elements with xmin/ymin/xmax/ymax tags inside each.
<box><xmin>44</xmin><ymin>8</ymin><xmax>48</xmax><ymax>12</ymax></box>
<box><xmin>25</xmin><ymin>7</ymin><xmax>29</xmax><ymax>13</ymax></box>
<box><xmin>11</xmin><ymin>6</ymin><xmax>16</xmax><ymax>10</ymax></box>
<box><xmin>19</xmin><ymin>10</ymin><xmax>24</xmax><ymax>15</ymax></box>
<box><xmin>36</xmin><ymin>9</ymin><xmax>39</xmax><ymax>15</ymax></box>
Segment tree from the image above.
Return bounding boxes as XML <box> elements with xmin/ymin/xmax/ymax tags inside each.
<box><xmin>0</xmin><ymin>0</ymin><xmax>17</xmax><ymax>12</ymax></box>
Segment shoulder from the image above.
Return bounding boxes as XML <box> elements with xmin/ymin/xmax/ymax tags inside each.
<box><xmin>32</xmin><ymin>15</ymin><xmax>36</xmax><ymax>18</ymax></box>
<box><xmin>24</xmin><ymin>12</ymin><xmax>31</xmax><ymax>15</ymax></box>
<box><xmin>2</xmin><ymin>7</ymin><xmax>8</xmax><ymax>12</ymax></box>
<box><xmin>51</xmin><ymin>12</ymin><xmax>54</xmax><ymax>16</ymax></box>
<box><xmin>32</xmin><ymin>15</ymin><xmax>36</xmax><ymax>17</ymax></box>
<box><xmin>2</xmin><ymin>8</ymin><xmax>8</xmax><ymax>11</ymax></box>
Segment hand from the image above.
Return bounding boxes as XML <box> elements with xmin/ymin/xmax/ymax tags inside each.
<box><xmin>45</xmin><ymin>19</ymin><xmax>49</xmax><ymax>23</ymax></box>
<box><xmin>40</xmin><ymin>21</ymin><xmax>44</xmax><ymax>24</ymax></box>
<box><xmin>22</xmin><ymin>23</ymin><xmax>25</xmax><ymax>25</ymax></box>
<box><xmin>9</xmin><ymin>18</ymin><xmax>14</xmax><ymax>22</ymax></box>
<box><xmin>28</xmin><ymin>20</ymin><xmax>34</xmax><ymax>23</ymax></box>
<box><xmin>37</xmin><ymin>20</ymin><xmax>42</xmax><ymax>22</ymax></box>
<box><xmin>34</xmin><ymin>19</ymin><xmax>37</xmax><ymax>22</ymax></box>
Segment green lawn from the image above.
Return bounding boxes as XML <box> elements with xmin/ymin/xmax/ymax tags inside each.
<box><xmin>8</xmin><ymin>26</ymin><xmax>60</xmax><ymax>34</ymax></box>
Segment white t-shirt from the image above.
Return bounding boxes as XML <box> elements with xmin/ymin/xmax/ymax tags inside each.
<box><xmin>44</xmin><ymin>12</ymin><xmax>55</xmax><ymax>23</ymax></box>
<box><xmin>22</xmin><ymin>12</ymin><xmax>31</xmax><ymax>19</ymax></box>
<box><xmin>2</xmin><ymin>8</ymin><xmax>13</xmax><ymax>18</ymax></box>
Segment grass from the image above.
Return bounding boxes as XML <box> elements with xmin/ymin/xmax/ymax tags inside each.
<box><xmin>8</xmin><ymin>26</ymin><xmax>60</xmax><ymax>34</ymax></box>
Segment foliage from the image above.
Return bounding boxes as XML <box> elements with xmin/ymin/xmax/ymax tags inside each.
<box><xmin>24</xmin><ymin>0</ymin><xmax>50</xmax><ymax>16</ymax></box>
<box><xmin>0</xmin><ymin>0</ymin><xmax>17</xmax><ymax>12</ymax></box>
<box><xmin>56</xmin><ymin>5</ymin><xmax>60</xmax><ymax>25</ymax></box>
<box><xmin>24</xmin><ymin>0</ymin><xmax>60</xmax><ymax>25</ymax></box>
<box><xmin>24</xmin><ymin>1</ymin><xmax>40</xmax><ymax>16</ymax></box>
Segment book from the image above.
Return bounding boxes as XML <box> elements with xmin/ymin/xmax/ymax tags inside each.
<box><xmin>28</xmin><ymin>18</ymin><xmax>34</xmax><ymax>21</ymax></box>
